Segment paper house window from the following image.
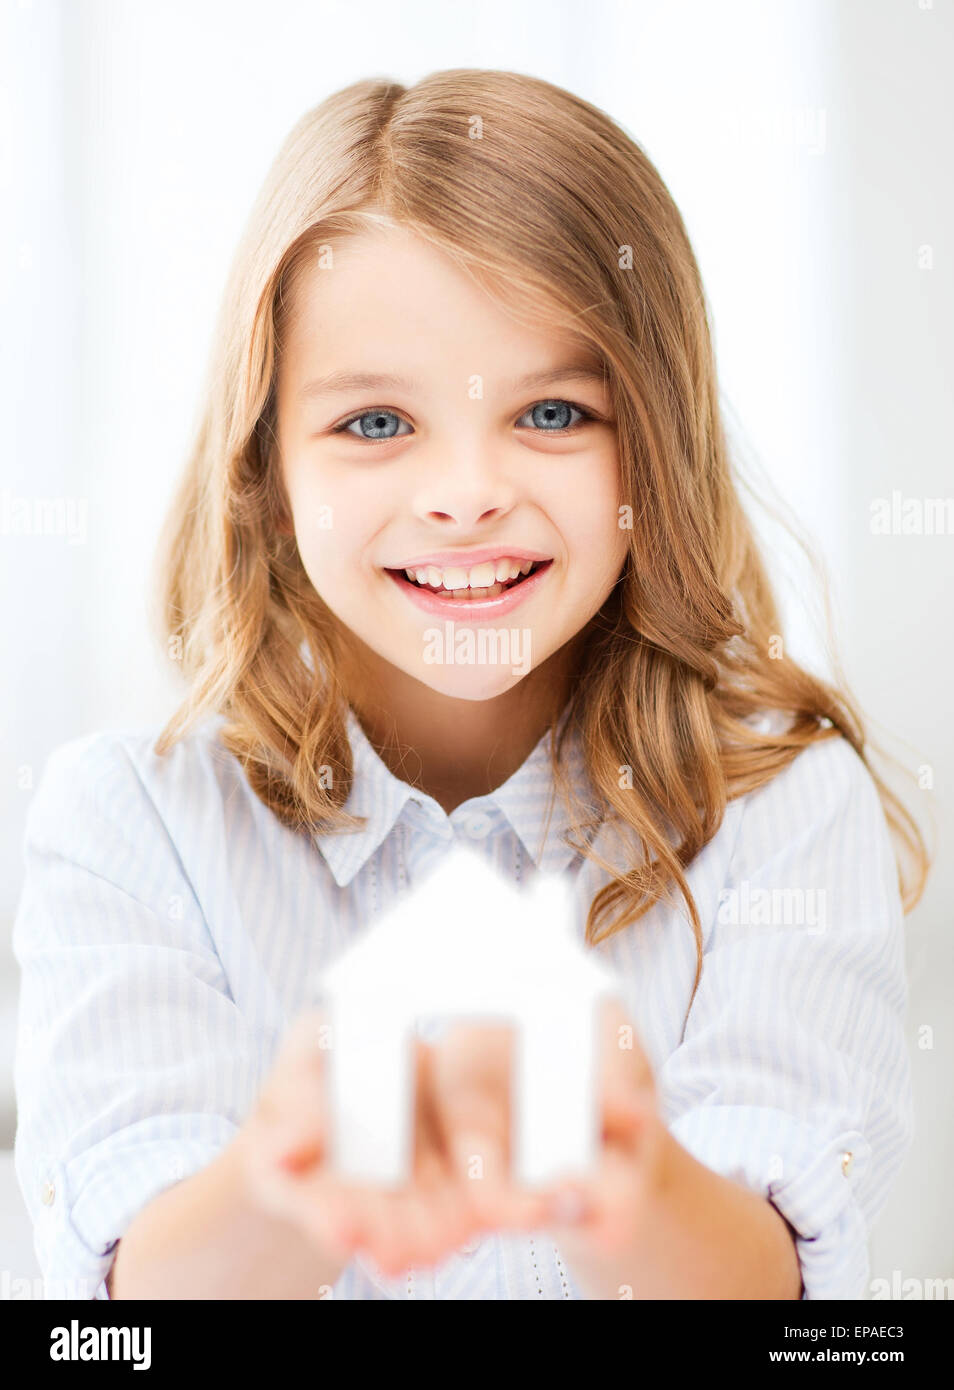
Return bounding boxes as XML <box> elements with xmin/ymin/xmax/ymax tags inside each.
<box><xmin>316</xmin><ymin>845</ymin><xmax>622</xmax><ymax>1187</ymax></box>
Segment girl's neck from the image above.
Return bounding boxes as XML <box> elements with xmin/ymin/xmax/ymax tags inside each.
<box><xmin>342</xmin><ymin>640</ymin><xmax>583</xmax><ymax>815</ymax></box>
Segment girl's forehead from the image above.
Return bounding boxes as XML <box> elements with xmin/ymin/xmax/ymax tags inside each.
<box><xmin>283</xmin><ymin>222</ymin><xmax>591</xmax><ymax>345</ymax></box>
<box><xmin>282</xmin><ymin>275</ymin><xmax>601</xmax><ymax>392</ymax></box>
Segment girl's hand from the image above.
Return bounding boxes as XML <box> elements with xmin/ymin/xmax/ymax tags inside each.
<box><xmin>538</xmin><ymin>998</ymin><xmax>667</xmax><ymax>1259</ymax></box>
<box><xmin>232</xmin><ymin>1008</ymin><xmax>552</xmax><ymax>1278</ymax></box>
<box><xmin>426</xmin><ymin>998</ymin><xmax>666</xmax><ymax>1269</ymax></box>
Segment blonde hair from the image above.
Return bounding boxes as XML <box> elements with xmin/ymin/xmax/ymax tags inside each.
<box><xmin>152</xmin><ymin>69</ymin><xmax>931</xmax><ymax>1015</ymax></box>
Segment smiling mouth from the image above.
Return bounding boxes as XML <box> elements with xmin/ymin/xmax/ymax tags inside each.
<box><xmin>384</xmin><ymin>559</ymin><xmax>551</xmax><ymax>600</ymax></box>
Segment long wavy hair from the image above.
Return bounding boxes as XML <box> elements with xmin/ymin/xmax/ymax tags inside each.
<box><xmin>152</xmin><ymin>69</ymin><xmax>931</xmax><ymax>1015</ymax></box>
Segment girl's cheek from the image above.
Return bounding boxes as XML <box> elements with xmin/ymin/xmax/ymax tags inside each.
<box><xmin>300</xmin><ymin>521</ymin><xmax>384</xmax><ymax>601</ymax></box>
<box><xmin>575</xmin><ymin>503</ymin><xmax>628</xmax><ymax>569</ymax></box>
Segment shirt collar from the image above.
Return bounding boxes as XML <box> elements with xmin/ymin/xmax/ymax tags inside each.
<box><xmin>311</xmin><ymin>704</ymin><xmax>602</xmax><ymax>887</ymax></box>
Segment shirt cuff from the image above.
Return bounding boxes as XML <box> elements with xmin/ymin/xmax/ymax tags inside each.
<box><xmin>27</xmin><ymin>1127</ymin><xmax>238</xmax><ymax>1300</ymax></box>
<box><xmin>668</xmin><ymin>1103</ymin><xmax>871</xmax><ymax>1299</ymax></box>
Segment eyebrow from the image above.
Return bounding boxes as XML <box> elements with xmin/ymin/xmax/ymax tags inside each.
<box><xmin>296</xmin><ymin>364</ymin><xmax>609</xmax><ymax>402</ymax></box>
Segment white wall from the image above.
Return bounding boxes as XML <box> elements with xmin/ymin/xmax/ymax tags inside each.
<box><xmin>2</xmin><ymin>0</ymin><xmax>951</xmax><ymax>1290</ymax></box>
<box><xmin>822</xmin><ymin>0</ymin><xmax>954</xmax><ymax>1290</ymax></box>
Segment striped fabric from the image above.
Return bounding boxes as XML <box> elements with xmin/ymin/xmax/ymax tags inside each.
<box><xmin>11</xmin><ymin>703</ymin><xmax>912</xmax><ymax>1299</ymax></box>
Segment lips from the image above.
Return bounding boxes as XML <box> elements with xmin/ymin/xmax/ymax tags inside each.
<box><xmin>394</xmin><ymin>547</ymin><xmax>552</xmax><ymax>570</ymax></box>
<box><xmin>384</xmin><ymin>558</ymin><xmax>554</xmax><ymax>620</ymax></box>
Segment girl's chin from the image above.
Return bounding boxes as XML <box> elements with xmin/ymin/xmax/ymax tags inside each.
<box><xmin>410</xmin><ymin>665</ymin><xmax>532</xmax><ymax>701</ymax></box>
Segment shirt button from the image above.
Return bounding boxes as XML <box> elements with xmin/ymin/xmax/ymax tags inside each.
<box><xmin>459</xmin><ymin>1237</ymin><xmax>481</xmax><ymax>1255</ymax></box>
<box><xmin>40</xmin><ymin>1178</ymin><xmax>55</xmax><ymax>1206</ymax></box>
<box><xmin>461</xmin><ymin>812</ymin><xmax>493</xmax><ymax>840</ymax></box>
<box><xmin>840</xmin><ymin>1150</ymin><xmax>854</xmax><ymax>1177</ymax></box>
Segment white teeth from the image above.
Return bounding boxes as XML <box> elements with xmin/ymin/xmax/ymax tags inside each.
<box><xmin>401</xmin><ymin>557</ymin><xmax>541</xmax><ymax>591</ymax></box>
<box><xmin>468</xmin><ymin>561</ymin><xmax>498</xmax><ymax>589</ymax></box>
<box><xmin>441</xmin><ymin>566</ymin><xmax>469</xmax><ymax>591</ymax></box>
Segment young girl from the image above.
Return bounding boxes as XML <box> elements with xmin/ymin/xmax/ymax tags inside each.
<box><xmin>13</xmin><ymin>69</ymin><xmax>929</xmax><ymax>1302</ymax></box>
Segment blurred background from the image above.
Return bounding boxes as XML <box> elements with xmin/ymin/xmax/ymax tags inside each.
<box><xmin>1</xmin><ymin>0</ymin><xmax>951</xmax><ymax>1292</ymax></box>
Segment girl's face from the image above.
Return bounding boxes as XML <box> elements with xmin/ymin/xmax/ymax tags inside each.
<box><xmin>275</xmin><ymin>224</ymin><xmax>628</xmax><ymax>701</ymax></box>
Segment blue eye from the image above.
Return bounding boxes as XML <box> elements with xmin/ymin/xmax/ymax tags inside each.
<box><xmin>335</xmin><ymin>409</ymin><xmax>412</xmax><ymax>441</ymax></box>
<box><xmin>331</xmin><ymin>397</ymin><xmax>597</xmax><ymax>443</ymax></box>
<box><xmin>515</xmin><ymin>399</ymin><xmax>590</xmax><ymax>432</ymax></box>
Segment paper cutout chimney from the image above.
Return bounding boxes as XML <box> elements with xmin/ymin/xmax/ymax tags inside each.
<box><xmin>315</xmin><ymin>845</ymin><xmax>622</xmax><ymax>1187</ymax></box>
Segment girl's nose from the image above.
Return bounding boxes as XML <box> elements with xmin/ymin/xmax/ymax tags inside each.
<box><xmin>411</xmin><ymin>449</ymin><xmax>519</xmax><ymax>529</ymax></box>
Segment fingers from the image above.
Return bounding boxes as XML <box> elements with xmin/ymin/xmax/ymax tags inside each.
<box><xmin>243</xmin><ymin>1132</ymin><xmax>364</xmax><ymax>1263</ymax></box>
<box><xmin>429</xmin><ymin>1023</ymin><xmax>512</xmax><ymax>1199</ymax></box>
<box><xmin>335</xmin><ymin>1040</ymin><xmax>482</xmax><ymax>1275</ymax></box>
<box><xmin>540</xmin><ymin>1003</ymin><xmax>665</xmax><ymax>1259</ymax></box>
<box><xmin>254</xmin><ymin>1012</ymin><xmax>331</xmax><ymax>1168</ymax></box>
<box><xmin>247</xmin><ymin>1006</ymin><xmax>657</xmax><ymax>1278</ymax></box>
<box><xmin>596</xmin><ymin>997</ymin><xmax>657</xmax><ymax>1150</ymax></box>
<box><xmin>350</xmin><ymin>1149</ymin><xmax>470</xmax><ymax>1275</ymax></box>
<box><xmin>544</xmin><ymin>1141</ymin><xmax>659</xmax><ymax>1260</ymax></box>
<box><xmin>240</xmin><ymin>1007</ymin><xmax>363</xmax><ymax>1258</ymax></box>
<box><xmin>427</xmin><ymin>1022</ymin><xmax>552</xmax><ymax>1232</ymax></box>
<box><xmin>412</xmin><ymin>1043</ymin><xmax>480</xmax><ymax>1249</ymax></box>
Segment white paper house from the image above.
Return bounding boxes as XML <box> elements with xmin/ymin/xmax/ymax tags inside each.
<box><xmin>315</xmin><ymin>845</ymin><xmax>623</xmax><ymax>1187</ymax></box>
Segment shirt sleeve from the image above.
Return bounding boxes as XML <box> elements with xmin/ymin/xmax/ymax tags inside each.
<box><xmin>656</xmin><ymin>732</ymin><xmax>914</xmax><ymax>1300</ymax></box>
<box><xmin>12</xmin><ymin>732</ymin><xmax>265</xmax><ymax>1299</ymax></box>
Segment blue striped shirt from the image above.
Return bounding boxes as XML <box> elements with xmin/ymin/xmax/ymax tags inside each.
<box><xmin>11</xmin><ymin>704</ymin><xmax>912</xmax><ymax>1299</ymax></box>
